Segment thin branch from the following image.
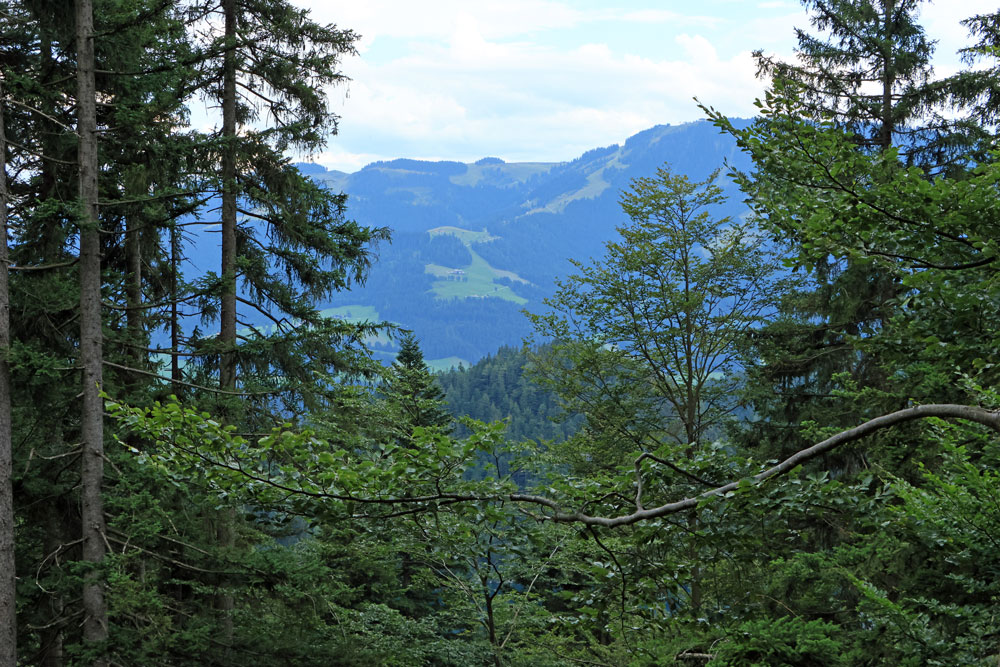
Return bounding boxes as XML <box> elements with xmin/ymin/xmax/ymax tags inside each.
<box><xmin>499</xmin><ymin>534</ymin><xmax>568</xmax><ymax>650</ymax></box>
<box><xmin>676</xmin><ymin>652</ymin><xmax>715</xmax><ymax>662</ymax></box>
<box><xmin>102</xmin><ymin>360</ymin><xmax>283</xmax><ymax>397</ymax></box>
<box><xmin>5</xmin><ymin>139</ymin><xmax>77</xmax><ymax>165</ymax></box>
<box><xmin>8</xmin><ymin>259</ymin><xmax>78</xmax><ymax>272</ymax></box>
<box><xmin>5</xmin><ymin>98</ymin><xmax>75</xmax><ymax>131</ymax></box>
<box><xmin>634</xmin><ymin>451</ymin><xmax>721</xmax><ymax>508</ymax></box>
<box><xmin>520</xmin><ymin>404</ymin><xmax>1000</xmax><ymax>527</ymax></box>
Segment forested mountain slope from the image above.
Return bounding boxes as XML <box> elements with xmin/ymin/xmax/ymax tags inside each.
<box><xmin>306</xmin><ymin>120</ymin><xmax>752</xmax><ymax>365</ymax></box>
<box><xmin>437</xmin><ymin>345</ymin><xmax>583</xmax><ymax>443</ymax></box>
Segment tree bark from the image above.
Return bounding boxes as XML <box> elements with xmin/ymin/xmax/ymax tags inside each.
<box><xmin>878</xmin><ymin>0</ymin><xmax>895</xmax><ymax>149</ymax></box>
<box><xmin>219</xmin><ymin>0</ymin><xmax>238</xmax><ymax>391</ymax></box>
<box><xmin>76</xmin><ymin>0</ymin><xmax>109</xmax><ymax>659</ymax></box>
<box><xmin>481</xmin><ymin>574</ymin><xmax>501</xmax><ymax>667</ymax></box>
<box><xmin>125</xmin><ymin>171</ymin><xmax>143</xmax><ymax>371</ymax></box>
<box><xmin>170</xmin><ymin>224</ymin><xmax>181</xmax><ymax>386</ymax></box>
<box><xmin>0</xmin><ymin>75</ymin><xmax>18</xmax><ymax>667</ymax></box>
<box><xmin>216</xmin><ymin>1</ymin><xmax>239</xmax><ymax>653</ymax></box>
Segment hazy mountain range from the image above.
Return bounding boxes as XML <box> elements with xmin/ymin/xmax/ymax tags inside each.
<box><xmin>288</xmin><ymin>119</ymin><xmax>753</xmax><ymax>367</ymax></box>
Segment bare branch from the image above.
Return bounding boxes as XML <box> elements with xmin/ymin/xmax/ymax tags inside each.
<box><xmin>527</xmin><ymin>404</ymin><xmax>1000</xmax><ymax>527</ymax></box>
<box><xmin>102</xmin><ymin>360</ymin><xmax>283</xmax><ymax>397</ymax></box>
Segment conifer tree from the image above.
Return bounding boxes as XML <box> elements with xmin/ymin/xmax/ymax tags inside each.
<box><xmin>0</xmin><ymin>73</ymin><xmax>15</xmax><ymax>667</ymax></box>
<box><xmin>733</xmin><ymin>0</ymin><xmax>950</xmax><ymax>459</ymax></box>
<box><xmin>756</xmin><ymin>1</ymin><xmax>930</xmax><ymax>143</ymax></box>
<box><xmin>385</xmin><ymin>332</ymin><xmax>452</xmax><ymax>434</ymax></box>
<box><xmin>74</xmin><ymin>0</ymin><xmax>110</xmax><ymax>657</ymax></box>
<box><xmin>186</xmin><ymin>0</ymin><xmax>386</xmax><ymax>401</ymax></box>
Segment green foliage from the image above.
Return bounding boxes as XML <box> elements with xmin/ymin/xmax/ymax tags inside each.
<box><xmin>754</xmin><ymin>0</ymin><xmax>940</xmax><ymax>157</ymax></box>
<box><xmin>704</xmin><ymin>0</ymin><xmax>1000</xmax><ymax>469</ymax></box>
<box><xmin>437</xmin><ymin>345</ymin><xmax>583</xmax><ymax>445</ymax></box>
<box><xmin>528</xmin><ymin>166</ymin><xmax>790</xmax><ymax>471</ymax></box>
<box><xmin>708</xmin><ymin>617</ymin><xmax>850</xmax><ymax>667</ymax></box>
<box><xmin>8</xmin><ymin>0</ymin><xmax>1000</xmax><ymax>664</ymax></box>
<box><xmin>383</xmin><ymin>332</ymin><xmax>454</xmax><ymax>433</ymax></box>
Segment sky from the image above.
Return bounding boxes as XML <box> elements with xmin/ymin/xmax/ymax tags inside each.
<box><xmin>288</xmin><ymin>0</ymin><xmax>997</xmax><ymax>172</ymax></box>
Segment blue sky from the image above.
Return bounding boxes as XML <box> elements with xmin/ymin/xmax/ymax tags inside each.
<box><xmin>290</xmin><ymin>0</ymin><xmax>994</xmax><ymax>172</ymax></box>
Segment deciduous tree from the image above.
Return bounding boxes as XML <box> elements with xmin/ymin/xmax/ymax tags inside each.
<box><xmin>529</xmin><ymin>167</ymin><xmax>788</xmax><ymax>472</ymax></box>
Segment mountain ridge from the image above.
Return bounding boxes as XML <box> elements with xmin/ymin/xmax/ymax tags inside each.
<box><xmin>301</xmin><ymin>119</ymin><xmax>753</xmax><ymax>366</ymax></box>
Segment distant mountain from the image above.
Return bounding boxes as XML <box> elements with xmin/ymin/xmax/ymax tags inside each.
<box><xmin>308</xmin><ymin>119</ymin><xmax>753</xmax><ymax>367</ymax></box>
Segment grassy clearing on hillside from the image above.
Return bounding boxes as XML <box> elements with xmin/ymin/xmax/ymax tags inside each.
<box><xmin>426</xmin><ymin>226</ymin><xmax>531</xmax><ymax>303</ymax></box>
<box><xmin>319</xmin><ymin>304</ymin><xmax>381</xmax><ymax>322</ymax></box>
<box><xmin>523</xmin><ymin>149</ymin><xmax>624</xmax><ymax>215</ymax></box>
<box><xmin>447</xmin><ymin>162</ymin><xmax>555</xmax><ymax>187</ymax></box>
<box><xmin>426</xmin><ymin>249</ymin><xmax>528</xmax><ymax>305</ymax></box>
<box><xmin>490</xmin><ymin>266</ymin><xmax>530</xmax><ymax>284</ymax></box>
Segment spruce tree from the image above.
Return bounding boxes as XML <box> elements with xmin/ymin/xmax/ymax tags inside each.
<box><xmin>74</xmin><ymin>0</ymin><xmax>110</xmax><ymax>657</ymax></box>
<box><xmin>733</xmin><ymin>0</ymin><xmax>949</xmax><ymax>460</ymax></box>
<box><xmin>186</xmin><ymin>0</ymin><xmax>387</xmax><ymax>404</ymax></box>
<box><xmin>0</xmin><ymin>72</ymin><xmax>15</xmax><ymax>667</ymax></box>
<box><xmin>385</xmin><ymin>332</ymin><xmax>452</xmax><ymax>434</ymax></box>
<box><xmin>755</xmin><ymin>0</ymin><xmax>938</xmax><ymax>159</ymax></box>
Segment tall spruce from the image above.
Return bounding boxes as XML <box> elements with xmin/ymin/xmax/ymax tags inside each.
<box><xmin>3</xmin><ymin>5</ymin><xmax>79</xmax><ymax>663</ymax></box>
<box><xmin>75</xmin><ymin>0</ymin><xmax>108</xmax><ymax>657</ymax></box>
<box><xmin>0</xmin><ymin>75</ymin><xmax>16</xmax><ymax>667</ymax></box>
<box><xmin>385</xmin><ymin>332</ymin><xmax>452</xmax><ymax>433</ymax></box>
<box><xmin>189</xmin><ymin>0</ymin><xmax>384</xmax><ymax>402</ymax></box>
<box><xmin>755</xmin><ymin>0</ymin><xmax>937</xmax><ymax>158</ymax></box>
<box><xmin>0</xmin><ymin>0</ymin><xmax>380</xmax><ymax>662</ymax></box>
<box><xmin>732</xmin><ymin>0</ymin><xmax>946</xmax><ymax>459</ymax></box>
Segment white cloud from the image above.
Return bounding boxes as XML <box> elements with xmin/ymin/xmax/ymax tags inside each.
<box><xmin>318</xmin><ymin>22</ymin><xmax>769</xmax><ymax>171</ymax></box>
<box><xmin>304</xmin><ymin>0</ymin><xmax>586</xmax><ymax>44</ymax></box>
<box><xmin>292</xmin><ymin>0</ymin><xmax>992</xmax><ymax>172</ymax></box>
<box><xmin>616</xmin><ymin>9</ymin><xmax>720</xmax><ymax>27</ymax></box>
<box><xmin>919</xmin><ymin>1</ymin><xmax>997</xmax><ymax>74</ymax></box>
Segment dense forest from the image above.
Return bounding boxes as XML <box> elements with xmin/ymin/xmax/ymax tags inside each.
<box><xmin>3</xmin><ymin>0</ymin><xmax>1000</xmax><ymax>665</ymax></box>
<box><xmin>437</xmin><ymin>345</ymin><xmax>583</xmax><ymax>444</ymax></box>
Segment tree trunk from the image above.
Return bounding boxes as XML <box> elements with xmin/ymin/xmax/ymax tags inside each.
<box><xmin>39</xmin><ymin>502</ymin><xmax>67</xmax><ymax>667</ymax></box>
<box><xmin>0</xmin><ymin>75</ymin><xmax>18</xmax><ymax>667</ymax></box>
<box><xmin>124</xmin><ymin>170</ymin><xmax>144</xmax><ymax>371</ymax></box>
<box><xmin>878</xmin><ymin>0</ymin><xmax>895</xmax><ymax>149</ymax></box>
<box><xmin>215</xmin><ymin>1</ymin><xmax>239</xmax><ymax>653</ymax></box>
<box><xmin>170</xmin><ymin>224</ymin><xmax>181</xmax><ymax>386</ymax></box>
<box><xmin>76</xmin><ymin>0</ymin><xmax>109</xmax><ymax>659</ymax></box>
<box><xmin>219</xmin><ymin>0</ymin><xmax>238</xmax><ymax>391</ymax></box>
<box><xmin>481</xmin><ymin>575</ymin><xmax>501</xmax><ymax>667</ymax></box>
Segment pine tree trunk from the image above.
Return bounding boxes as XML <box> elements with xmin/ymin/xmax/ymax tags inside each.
<box><xmin>76</xmin><ymin>0</ymin><xmax>109</xmax><ymax>659</ymax></box>
<box><xmin>170</xmin><ymin>225</ymin><xmax>181</xmax><ymax>386</ymax></box>
<box><xmin>878</xmin><ymin>0</ymin><xmax>895</xmax><ymax>149</ymax></box>
<box><xmin>125</xmin><ymin>172</ymin><xmax>143</xmax><ymax>371</ymax></box>
<box><xmin>0</xmin><ymin>76</ymin><xmax>18</xmax><ymax>667</ymax></box>
<box><xmin>220</xmin><ymin>0</ymin><xmax>238</xmax><ymax>391</ymax></box>
<box><xmin>216</xmin><ymin>3</ymin><xmax>239</xmax><ymax>651</ymax></box>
